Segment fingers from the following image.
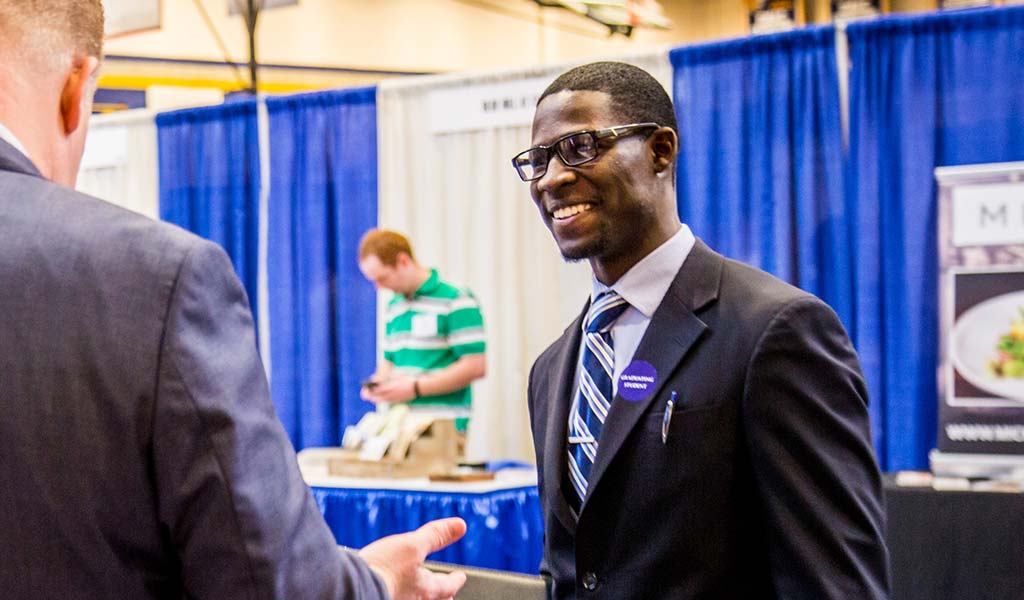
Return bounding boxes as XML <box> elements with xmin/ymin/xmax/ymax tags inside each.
<box><xmin>359</xmin><ymin>520</ymin><xmax>469</xmax><ymax>600</ymax></box>
<box><xmin>423</xmin><ymin>569</ymin><xmax>467</xmax><ymax>599</ymax></box>
<box><xmin>414</xmin><ymin>517</ymin><xmax>468</xmax><ymax>559</ymax></box>
<box><xmin>367</xmin><ymin>383</ymin><xmax>397</xmax><ymax>401</ymax></box>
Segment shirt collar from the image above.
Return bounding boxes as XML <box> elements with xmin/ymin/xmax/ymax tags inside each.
<box><xmin>411</xmin><ymin>268</ymin><xmax>440</xmax><ymax>298</ymax></box>
<box><xmin>0</xmin><ymin>121</ymin><xmax>29</xmax><ymax>159</ymax></box>
<box><xmin>591</xmin><ymin>224</ymin><xmax>695</xmax><ymax>318</ymax></box>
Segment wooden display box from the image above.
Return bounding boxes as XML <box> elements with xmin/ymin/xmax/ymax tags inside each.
<box><xmin>328</xmin><ymin>416</ymin><xmax>458</xmax><ymax>478</ymax></box>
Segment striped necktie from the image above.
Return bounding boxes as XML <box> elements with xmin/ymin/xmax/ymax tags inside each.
<box><xmin>567</xmin><ymin>290</ymin><xmax>629</xmax><ymax>511</ymax></box>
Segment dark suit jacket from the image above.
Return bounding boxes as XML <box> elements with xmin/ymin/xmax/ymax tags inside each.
<box><xmin>528</xmin><ymin>240</ymin><xmax>890</xmax><ymax>599</ymax></box>
<box><xmin>0</xmin><ymin>140</ymin><xmax>385</xmax><ymax>598</ymax></box>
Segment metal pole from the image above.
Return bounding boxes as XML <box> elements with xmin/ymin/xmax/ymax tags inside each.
<box><xmin>246</xmin><ymin>0</ymin><xmax>259</xmax><ymax>94</ymax></box>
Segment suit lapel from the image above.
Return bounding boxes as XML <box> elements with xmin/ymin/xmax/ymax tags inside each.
<box><xmin>543</xmin><ymin>304</ymin><xmax>587</xmax><ymax>536</ymax></box>
<box><xmin>583</xmin><ymin>240</ymin><xmax>723</xmax><ymax>510</ymax></box>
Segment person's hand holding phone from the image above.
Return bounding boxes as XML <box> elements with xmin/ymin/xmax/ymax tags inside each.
<box><xmin>368</xmin><ymin>375</ymin><xmax>417</xmax><ymax>403</ymax></box>
<box><xmin>360</xmin><ymin>377</ymin><xmax>381</xmax><ymax>401</ymax></box>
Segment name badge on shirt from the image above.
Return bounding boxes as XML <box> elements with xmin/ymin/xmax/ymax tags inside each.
<box><xmin>411</xmin><ymin>314</ymin><xmax>438</xmax><ymax>337</ymax></box>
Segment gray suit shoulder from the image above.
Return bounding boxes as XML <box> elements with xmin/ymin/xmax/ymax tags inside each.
<box><xmin>9</xmin><ymin>174</ymin><xmax>217</xmax><ymax>280</ymax></box>
<box><xmin>721</xmin><ymin>255</ymin><xmax>815</xmax><ymax>302</ymax></box>
<box><xmin>717</xmin><ymin>254</ymin><xmax>838</xmax><ymax>323</ymax></box>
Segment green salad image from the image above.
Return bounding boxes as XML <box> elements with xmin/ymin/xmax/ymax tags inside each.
<box><xmin>989</xmin><ymin>307</ymin><xmax>1024</xmax><ymax>379</ymax></box>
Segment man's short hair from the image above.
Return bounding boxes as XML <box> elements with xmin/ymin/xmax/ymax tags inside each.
<box><xmin>0</xmin><ymin>0</ymin><xmax>104</xmax><ymax>64</ymax></box>
<box><xmin>359</xmin><ymin>229</ymin><xmax>415</xmax><ymax>267</ymax></box>
<box><xmin>538</xmin><ymin>61</ymin><xmax>678</xmax><ymax>134</ymax></box>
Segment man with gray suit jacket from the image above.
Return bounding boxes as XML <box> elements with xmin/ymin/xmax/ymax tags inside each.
<box><xmin>514</xmin><ymin>62</ymin><xmax>889</xmax><ymax>598</ymax></box>
<box><xmin>0</xmin><ymin>2</ymin><xmax>465</xmax><ymax>598</ymax></box>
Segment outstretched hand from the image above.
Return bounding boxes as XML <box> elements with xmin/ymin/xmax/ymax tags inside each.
<box><xmin>359</xmin><ymin>517</ymin><xmax>468</xmax><ymax>600</ymax></box>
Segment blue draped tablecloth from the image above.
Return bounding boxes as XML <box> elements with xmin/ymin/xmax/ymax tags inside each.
<box><xmin>306</xmin><ymin>468</ymin><xmax>544</xmax><ymax>574</ymax></box>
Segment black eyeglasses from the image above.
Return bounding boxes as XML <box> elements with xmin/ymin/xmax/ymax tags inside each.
<box><xmin>511</xmin><ymin>122</ymin><xmax>660</xmax><ymax>182</ymax></box>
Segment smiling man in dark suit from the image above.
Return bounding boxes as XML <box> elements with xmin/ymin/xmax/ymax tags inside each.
<box><xmin>0</xmin><ymin>2</ymin><xmax>466</xmax><ymax>598</ymax></box>
<box><xmin>514</xmin><ymin>61</ymin><xmax>889</xmax><ymax>599</ymax></box>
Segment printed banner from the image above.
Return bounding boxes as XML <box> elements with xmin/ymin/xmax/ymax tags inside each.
<box><xmin>427</xmin><ymin>76</ymin><xmax>551</xmax><ymax>134</ymax></box>
<box><xmin>936</xmin><ymin>162</ymin><xmax>1024</xmax><ymax>455</ymax></box>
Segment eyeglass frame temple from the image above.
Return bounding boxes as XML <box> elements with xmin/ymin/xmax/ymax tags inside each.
<box><xmin>594</xmin><ymin>122</ymin><xmax>660</xmax><ymax>140</ymax></box>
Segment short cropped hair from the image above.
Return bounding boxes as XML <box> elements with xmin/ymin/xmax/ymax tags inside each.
<box><xmin>0</xmin><ymin>0</ymin><xmax>104</xmax><ymax>65</ymax></box>
<box><xmin>358</xmin><ymin>229</ymin><xmax>415</xmax><ymax>267</ymax></box>
<box><xmin>538</xmin><ymin>61</ymin><xmax>678</xmax><ymax>134</ymax></box>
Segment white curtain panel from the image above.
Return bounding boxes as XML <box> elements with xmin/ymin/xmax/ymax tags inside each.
<box><xmin>377</xmin><ymin>50</ymin><xmax>672</xmax><ymax>462</ymax></box>
<box><xmin>77</xmin><ymin>108</ymin><xmax>159</xmax><ymax>219</ymax></box>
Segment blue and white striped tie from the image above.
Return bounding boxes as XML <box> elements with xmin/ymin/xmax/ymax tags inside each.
<box><xmin>567</xmin><ymin>290</ymin><xmax>629</xmax><ymax>511</ymax></box>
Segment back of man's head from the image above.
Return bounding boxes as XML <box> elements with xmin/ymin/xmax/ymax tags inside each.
<box><xmin>359</xmin><ymin>229</ymin><xmax>415</xmax><ymax>267</ymax></box>
<box><xmin>0</xmin><ymin>0</ymin><xmax>104</xmax><ymax>186</ymax></box>
<box><xmin>0</xmin><ymin>0</ymin><xmax>104</xmax><ymax>69</ymax></box>
<box><xmin>538</xmin><ymin>61</ymin><xmax>678</xmax><ymax>134</ymax></box>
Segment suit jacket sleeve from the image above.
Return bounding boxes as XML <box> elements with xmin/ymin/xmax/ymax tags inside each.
<box><xmin>526</xmin><ymin>357</ymin><xmax>552</xmax><ymax>582</ymax></box>
<box><xmin>743</xmin><ymin>297</ymin><xmax>890</xmax><ymax>599</ymax></box>
<box><xmin>150</xmin><ymin>240</ymin><xmax>387</xmax><ymax>599</ymax></box>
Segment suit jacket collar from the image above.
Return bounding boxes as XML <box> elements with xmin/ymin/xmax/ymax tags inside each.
<box><xmin>584</xmin><ymin>239</ymin><xmax>721</xmax><ymax>510</ymax></box>
<box><xmin>543</xmin><ymin>239</ymin><xmax>724</xmax><ymax>531</ymax></box>
<box><xmin>0</xmin><ymin>137</ymin><xmax>42</xmax><ymax>179</ymax></box>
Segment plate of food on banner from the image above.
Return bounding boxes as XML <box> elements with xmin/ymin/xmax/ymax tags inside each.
<box><xmin>953</xmin><ymin>290</ymin><xmax>1024</xmax><ymax>400</ymax></box>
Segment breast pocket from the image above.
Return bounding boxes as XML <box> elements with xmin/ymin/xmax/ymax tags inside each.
<box><xmin>630</xmin><ymin>399</ymin><xmax>735</xmax><ymax>489</ymax></box>
<box><xmin>641</xmin><ymin>398</ymin><xmax>728</xmax><ymax>446</ymax></box>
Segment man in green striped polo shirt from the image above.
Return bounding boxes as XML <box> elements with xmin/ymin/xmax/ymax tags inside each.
<box><xmin>358</xmin><ymin>229</ymin><xmax>486</xmax><ymax>433</ymax></box>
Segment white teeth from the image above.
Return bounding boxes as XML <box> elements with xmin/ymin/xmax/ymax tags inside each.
<box><xmin>552</xmin><ymin>203</ymin><xmax>594</xmax><ymax>220</ymax></box>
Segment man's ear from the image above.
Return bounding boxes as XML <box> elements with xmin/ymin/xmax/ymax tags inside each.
<box><xmin>395</xmin><ymin>252</ymin><xmax>413</xmax><ymax>269</ymax></box>
<box><xmin>59</xmin><ymin>56</ymin><xmax>100</xmax><ymax>137</ymax></box>
<box><xmin>649</xmin><ymin>127</ymin><xmax>678</xmax><ymax>173</ymax></box>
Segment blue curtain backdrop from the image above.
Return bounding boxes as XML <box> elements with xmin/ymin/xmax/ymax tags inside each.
<box><xmin>670</xmin><ymin>28</ymin><xmax>866</xmax><ymax>451</ymax></box>
<box><xmin>157</xmin><ymin>101</ymin><xmax>262</xmax><ymax>329</ymax></box>
<box><xmin>670</xmin><ymin>27</ymin><xmax>852</xmax><ymax>331</ymax></box>
<box><xmin>846</xmin><ymin>6</ymin><xmax>1024</xmax><ymax>470</ymax></box>
<box><xmin>265</xmin><ymin>87</ymin><xmax>379</xmax><ymax>450</ymax></box>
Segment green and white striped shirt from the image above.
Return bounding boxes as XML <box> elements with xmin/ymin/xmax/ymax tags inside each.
<box><xmin>383</xmin><ymin>269</ymin><xmax>485</xmax><ymax>414</ymax></box>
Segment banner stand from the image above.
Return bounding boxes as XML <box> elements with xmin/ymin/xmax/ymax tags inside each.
<box><xmin>930</xmin><ymin>450</ymin><xmax>1024</xmax><ymax>480</ymax></box>
<box><xmin>931</xmin><ymin>161</ymin><xmax>1024</xmax><ymax>481</ymax></box>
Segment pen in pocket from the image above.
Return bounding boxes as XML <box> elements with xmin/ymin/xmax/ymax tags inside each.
<box><xmin>662</xmin><ymin>391</ymin><xmax>676</xmax><ymax>444</ymax></box>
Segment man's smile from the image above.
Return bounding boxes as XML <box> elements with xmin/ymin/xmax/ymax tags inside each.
<box><xmin>551</xmin><ymin>202</ymin><xmax>596</xmax><ymax>220</ymax></box>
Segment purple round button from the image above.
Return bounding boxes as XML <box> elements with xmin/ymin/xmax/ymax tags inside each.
<box><xmin>618</xmin><ymin>360</ymin><xmax>657</xmax><ymax>402</ymax></box>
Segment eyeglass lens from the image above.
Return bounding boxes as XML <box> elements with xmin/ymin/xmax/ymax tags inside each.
<box><xmin>515</xmin><ymin>131</ymin><xmax>598</xmax><ymax>181</ymax></box>
<box><xmin>557</xmin><ymin>132</ymin><xmax>598</xmax><ymax>166</ymax></box>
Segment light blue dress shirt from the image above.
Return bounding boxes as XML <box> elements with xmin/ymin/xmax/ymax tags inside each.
<box><xmin>571</xmin><ymin>224</ymin><xmax>696</xmax><ymax>397</ymax></box>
